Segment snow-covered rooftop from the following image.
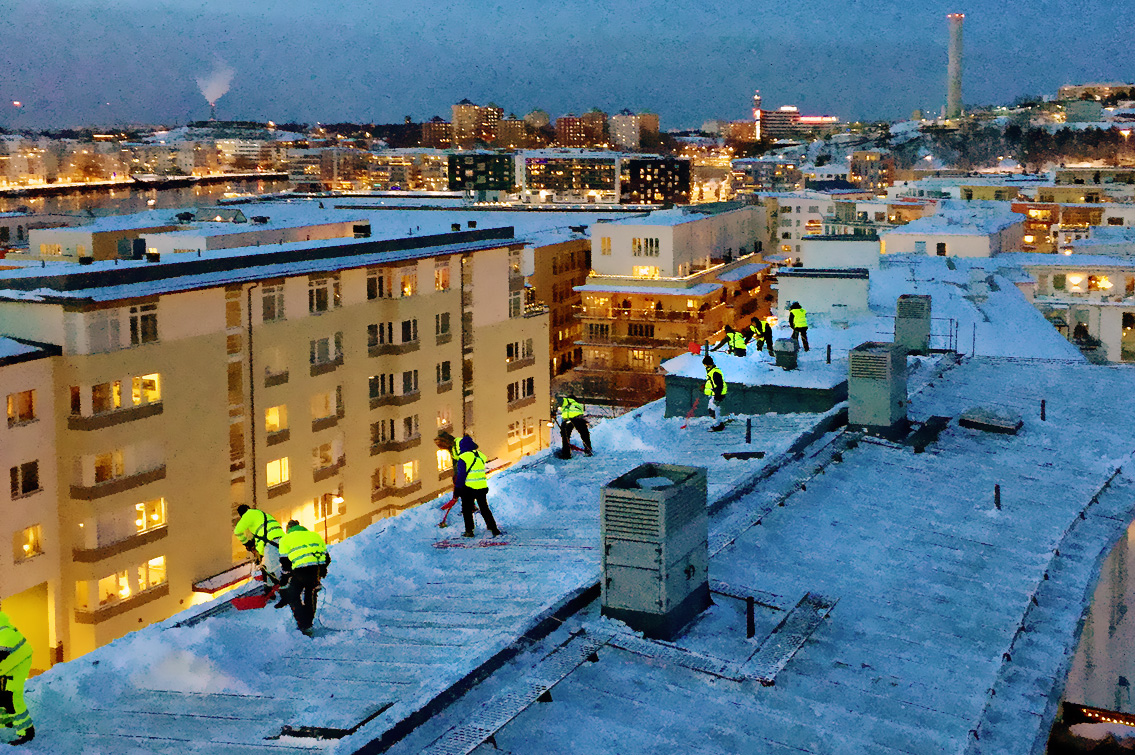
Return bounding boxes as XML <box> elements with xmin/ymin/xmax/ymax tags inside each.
<box><xmin>882</xmin><ymin>200</ymin><xmax>1022</xmax><ymax>237</ymax></box>
<box><xmin>715</xmin><ymin>262</ymin><xmax>768</xmax><ymax>282</ymax></box>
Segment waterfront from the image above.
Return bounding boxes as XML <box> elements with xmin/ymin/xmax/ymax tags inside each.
<box><xmin>0</xmin><ymin>178</ymin><xmax>291</xmax><ymax>216</ymax></box>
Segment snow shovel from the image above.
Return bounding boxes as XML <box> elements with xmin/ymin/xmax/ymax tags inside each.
<box><xmin>679</xmin><ymin>395</ymin><xmax>701</xmax><ymax>430</ymax></box>
<box><xmin>231</xmin><ymin>583</ymin><xmax>279</xmax><ymax>610</ymax></box>
<box><xmin>438</xmin><ymin>494</ymin><xmax>459</xmax><ymax>528</ymax></box>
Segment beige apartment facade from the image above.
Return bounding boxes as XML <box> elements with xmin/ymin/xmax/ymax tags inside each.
<box><xmin>0</xmin><ymin>227</ymin><xmax>548</xmax><ymax>661</ymax></box>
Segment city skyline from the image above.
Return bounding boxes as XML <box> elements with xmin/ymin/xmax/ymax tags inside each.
<box><xmin>3</xmin><ymin>0</ymin><xmax>1135</xmax><ymax>129</ymax></box>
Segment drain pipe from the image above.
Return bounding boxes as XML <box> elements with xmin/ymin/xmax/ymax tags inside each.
<box><xmin>247</xmin><ymin>283</ymin><xmax>260</xmax><ymax>508</ymax></box>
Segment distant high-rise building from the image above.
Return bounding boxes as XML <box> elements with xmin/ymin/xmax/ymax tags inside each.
<box><xmin>947</xmin><ymin>13</ymin><xmax>964</xmax><ymax>120</ymax></box>
<box><xmin>555</xmin><ymin>115</ymin><xmax>586</xmax><ymax>147</ymax></box>
<box><xmin>497</xmin><ymin>117</ymin><xmax>530</xmax><ymax>149</ymax></box>
<box><xmin>452</xmin><ymin>99</ymin><xmax>481</xmax><ymax>148</ymax></box>
<box><xmin>421</xmin><ymin>117</ymin><xmax>453</xmax><ymax>149</ymax></box>
<box><xmin>580</xmin><ymin>110</ymin><xmax>608</xmax><ymax>147</ymax></box>
<box><xmin>610</xmin><ymin>111</ymin><xmax>660</xmax><ymax>150</ymax></box>
<box><xmin>849</xmin><ymin>150</ymin><xmax>895</xmax><ymax>192</ymax></box>
<box><xmin>480</xmin><ymin>103</ymin><xmax>503</xmax><ymax>144</ymax></box>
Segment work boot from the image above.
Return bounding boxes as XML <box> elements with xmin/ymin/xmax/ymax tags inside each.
<box><xmin>710</xmin><ymin>422</ymin><xmax>726</xmax><ymax>432</ymax></box>
<box><xmin>462</xmin><ymin>531</ymin><xmax>475</xmax><ymax>538</ymax></box>
<box><xmin>274</xmin><ymin>595</ymin><xmax>288</xmax><ymax>609</ymax></box>
<box><xmin>584</xmin><ymin>447</ymin><xmax>593</xmax><ymax>457</ymax></box>
<box><xmin>10</xmin><ymin>727</ymin><xmax>35</xmax><ymax>746</ymax></box>
<box><xmin>490</xmin><ymin>528</ymin><xmax>502</xmax><ymax>538</ymax></box>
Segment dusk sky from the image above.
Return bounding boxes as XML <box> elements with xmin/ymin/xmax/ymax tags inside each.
<box><xmin>2</xmin><ymin>0</ymin><xmax>1133</xmax><ymax>129</ymax></box>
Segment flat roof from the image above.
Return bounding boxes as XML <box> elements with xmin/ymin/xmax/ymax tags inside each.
<box><xmin>778</xmin><ymin>267</ymin><xmax>870</xmax><ymax>279</ymax></box>
<box><xmin>575</xmin><ymin>282</ymin><xmax>722</xmax><ymax>297</ymax></box>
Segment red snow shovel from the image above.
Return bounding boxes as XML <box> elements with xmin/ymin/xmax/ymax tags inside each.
<box><xmin>438</xmin><ymin>494</ymin><xmax>459</xmax><ymax>528</ymax></box>
<box><xmin>231</xmin><ymin>583</ymin><xmax>279</xmax><ymax>610</ymax></box>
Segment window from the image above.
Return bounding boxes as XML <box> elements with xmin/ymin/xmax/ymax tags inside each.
<box><xmin>523</xmin><ymin>417</ymin><xmax>536</xmax><ymax>438</ymax></box>
<box><xmin>70</xmin><ymin>386</ymin><xmax>81</xmax><ymax>416</ymax></box>
<box><xmin>262</xmin><ymin>284</ymin><xmax>285</xmax><ymax>322</ymax></box>
<box><xmin>781</xmin><ymin>205</ymin><xmax>792</xmax><ymax>213</ymax></box>
<box><xmin>369</xmin><ymin>322</ymin><xmax>394</xmax><ymax>347</ymax></box>
<box><xmin>1108</xmin><ymin>217</ymin><xmax>1125</xmax><ymax>226</ymax></box>
<box><xmin>437</xmin><ymin>406</ymin><xmax>452</xmax><ymax>428</ymax></box>
<box><xmin>399</xmin><ymin>266</ymin><xmax>418</xmax><ymax>297</ymax></box>
<box><xmin>367</xmin><ymin>269</ymin><xmax>391</xmax><ymax>300</ymax></box>
<box><xmin>914</xmin><ymin>240</ymin><xmax>926</xmax><ymax>254</ymax></box>
<box><xmin>402</xmin><ymin>460</ymin><xmax>419</xmax><ymax>485</ymax></box>
<box><xmin>266</xmin><ymin>457</ymin><xmax>290</xmax><ymax>488</ymax></box>
<box><xmin>135</xmin><ymin>498</ymin><xmax>166</xmax><ymax>534</ymax></box>
<box><xmin>629</xmin><ymin>349</ymin><xmax>657</xmax><ymax>369</ymax></box>
<box><xmin>587</xmin><ymin>323</ymin><xmax>609</xmax><ymax>339</ymax></box>
<box><xmin>509</xmin><ymin>290</ymin><xmax>522</xmax><ymax>318</ymax></box>
<box><xmin>85</xmin><ymin>313</ymin><xmax>118</xmax><ymax>355</ymax></box>
<box><xmin>308</xmin><ymin>275</ymin><xmax>341</xmax><ymax>313</ymax></box>
<box><xmin>40</xmin><ymin>243</ymin><xmax>62</xmax><ymax>256</ymax></box>
<box><xmin>311</xmin><ymin>390</ymin><xmax>336</xmax><ymax>420</ymax></box>
<box><xmin>94</xmin><ymin>450</ymin><xmax>125</xmax><ymax>484</ymax></box>
<box><xmin>437</xmin><ymin>448</ymin><xmax>453</xmax><ymax>472</ymax></box>
<box><xmin>507</xmin><ymin>420</ymin><xmax>521</xmax><ymax>443</ymax></box>
<box><xmin>435</xmin><ymin>312</ymin><xmax>451</xmax><ymax>336</ymax></box>
<box><xmin>129</xmin><ymin>304</ymin><xmax>158</xmax><ymax>345</ymax></box>
<box><xmin>371</xmin><ymin>419</ymin><xmax>395</xmax><ymax>444</ymax></box>
<box><xmin>435</xmin><ymin>260</ymin><xmax>450</xmax><ymax>291</ymax></box>
<box><xmin>370</xmin><ymin>374</ymin><xmax>394</xmax><ymax>399</ymax></box>
<box><xmin>265</xmin><ymin>405</ymin><xmax>287</xmax><ymax>433</ymax></box>
<box><xmin>936</xmin><ymin>242</ymin><xmax>947</xmax><ymax>257</ymax></box>
<box><xmin>781</xmin><ymin>232</ymin><xmax>791</xmax><ymax>239</ymax></box>
<box><xmin>225</xmin><ymin>289</ymin><xmax>242</xmax><ymax>329</ymax></box>
<box><xmin>139</xmin><ymin>556</ymin><xmax>167</xmax><ymax>591</ymax></box>
<box><xmin>131</xmin><ymin>374</ymin><xmax>161</xmax><ymax>405</ymax></box>
<box><xmin>402</xmin><ymin>370</ymin><xmax>419</xmax><ymax>394</ymax></box>
<box><xmin>13</xmin><ymin>525</ymin><xmax>43</xmax><ymax>562</ymax></box>
<box><xmin>6</xmin><ymin>389</ymin><xmax>35</xmax><ymax>426</ymax></box>
<box><xmin>632</xmin><ymin>266</ymin><xmax>659</xmax><ymax>279</ymax></box>
<box><xmin>600</xmin><ymin>237</ymin><xmax>611</xmax><ymax>255</ymax></box>
<box><xmin>507</xmin><ymin>377</ymin><xmax>535</xmax><ymax>403</ymax></box>
<box><xmin>1053</xmin><ymin>274</ymin><xmax>1066</xmax><ymax>291</ymax></box>
<box><xmin>403</xmin><ymin>414</ymin><xmax>420</xmax><ymax>439</ymax></box>
<box><xmin>808</xmin><ymin>205</ymin><xmax>820</xmax><ymax>213</ymax></box>
<box><xmin>97</xmin><ymin>570</ymin><xmax>132</xmax><ymax>605</ymax></box>
<box><xmin>373</xmin><ymin>464</ymin><xmax>396</xmax><ymax>492</ymax></box>
<box><xmin>310</xmin><ymin>333</ymin><xmax>343</xmax><ymax>365</ymax></box>
<box><xmin>628</xmin><ymin>323</ymin><xmax>655</xmax><ymax>338</ymax></box>
<box><xmin>401</xmin><ymin>319</ymin><xmax>419</xmax><ymax>343</ymax></box>
<box><xmin>91</xmin><ymin>381</ymin><xmax>122</xmax><ymax>414</ymax></box>
<box><xmin>437</xmin><ymin>361</ymin><xmax>451</xmax><ymax>384</ymax></box>
<box><xmin>315</xmin><ymin>494</ymin><xmax>335</xmax><ymax>521</ymax></box>
<box><xmin>313</xmin><ymin>442</ymin><xmax>334</xmax><ymax>469</ymax></box>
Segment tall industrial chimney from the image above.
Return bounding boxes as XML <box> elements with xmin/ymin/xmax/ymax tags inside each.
<box><xmin>946</xmin><ymin>13</ymin><xmax>964</xmax><ymax>120</ymax></box>
<box><xmin>752</xmin><ymin>90</ymin><xmax>763</xmax><ymax>141</ymax></box>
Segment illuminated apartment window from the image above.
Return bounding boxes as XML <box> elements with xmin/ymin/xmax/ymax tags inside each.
<box><xmin>262</xmin><ymin>284</ymin><xmax>286</xmax><ymax>322</ymax></box>
<box><xmin>138</xmin><ymin>556</ymin><xmax>166</xmax><ymax>590</ymax></box>
<box><xmin>436</xmin><ymin>448</ymin><xmax>453</xmax><ymax>472</ymax></box>
<box><xmin>6</xmin><ymin>389</ymin><xmax>35</xmax><ymax>426</ymax></box>
<box><xmin>632</xmin><ymin>266</ymin><xmax>659</xmax><ymax>279</ymax></box>
<box><xmin>402</xmin><ymin>459</ymin><xmax>419</xmax><ymax>485</ymax></box>
<box><xmin>600</xmin><ymin>237</ymin><xmax>611</xmax><ymax>255</ymax></box>
<box><xmin>400</xmin><ymin>266</ymin><xmax>418</xmax><ymax>297</ymax></box>
<box><xmin>131</xmin><ymin>373</ymin><xmax>161</xmax><ymax>405</ymax></box>
<box><xmin>265</xmin><ymin>405</ymin><xmax>287</xmax><ymax>433</ymax></box>
<box><xmin>522</xmin><ymin>417</ymin><xmax>536</xmax><ymax>438</ymax></box>
<box><xmin>435</xmin><ymin>260</ymin><xmax>451</xmax><ymax>291</ymax></box>
<box><xmin>13</xmin><ymin>524</ymin><xmax>43</xmax><ymax>562</ymax></box>
<box><xmin>135</xmin><ymin>498</ymin><xmax>166</xmax><ymax>534</ymax></box>
<box><xmin>437</xmin><ymin>406</ymin><xmax>452</xmax><ymax>428</ymax></box>
<box><xmin>9</xmin><ymin>461</ymin><xmax>39</xmax><ymax>498</ymax></box>
<box><xmin>91</xmin><ymin>381</ymin><xmax>122</xmax><ymax>414</ymax></box>
<box><xmin>94</xmin><ymin>450</ymin><xmax>125</xmax><ymax>484</ymax></box>
<box><xmin>507</xmin><ymin>420</ymin><xmax>521</xmax><ymax>443</ymax></box>
<box><xmin>266</xmin><ymin>457</ymin><xmax>290</xmax><ymax>488</ymax></box>
<box><xmin>40</xmin><ymin>243</ymin><xmax>62</xmax><ymax>256</ymax></box>
<box><xmin>97</xmin><ymin>570</ymin><xmax>132</xmax><ymax>605</ymax></box>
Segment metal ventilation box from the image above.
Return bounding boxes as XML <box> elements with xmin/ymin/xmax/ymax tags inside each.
<box><xmin>848</xmin><ymin>341</ymin><xmax>908</xmax><ymax>437</ymax></box>
<box><xmin>601</xmin><ymin>463</ymin><xmax>709</xmax><ymax>640</ymax></box>
<box><xmin>895</xmin><ymin>294</ymin><xmax>932</xmax><ymax>354</ymax></box>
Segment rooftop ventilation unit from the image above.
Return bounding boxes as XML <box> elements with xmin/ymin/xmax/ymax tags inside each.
<box><xmin>848</xmin><ymin>341</ymin><xmax>908</xmax><ymax>437</ymax></box>
<box><xmin>601</xmin><ymin>463</ymin><xmax>709</xmax><ymax>640</ymax></box>
<box><xmin>895</xmin><ymin>294</ymin><xmax>932</xmax><ymax>354</ymax></box>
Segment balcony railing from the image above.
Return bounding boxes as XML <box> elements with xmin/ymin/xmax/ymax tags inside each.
<box><xmin>370</xmin><ymin>435</ymin><xmax>422</xmax><ymax>455</ymax></box>
<box><xmin>71</xmin><ymin>465</ymin><xmax>166</xmax><ymax>501</ymax></box>
<box><xmin>576</xmin><ymin>303</ymin><xmax>726</xmax><ymax>323</ymax></box>
<box><xmin>68</xmin><ymin>402</ymin><xmax>163</xmax><ymax>431</ymax></box>
<box><xmin>72</xmin><ymin>526</ymin><xmax>168</xmax><ymax>563</ymax></box>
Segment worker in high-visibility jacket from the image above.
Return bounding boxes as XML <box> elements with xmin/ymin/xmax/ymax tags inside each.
<box><xmin>0</xmin><ymin>611</ymin><xmax>34</xmax><ymax>746</ymax></box>
<box><xmin>434</xmin><ymin>430</ymin><xmax>461</xmax><ymax>465</ymax></box>
<box><xmin>277</xmin><ymin>521</ymin><xmax>331</xmax><ymax>636</ymax></box>
<box><xmin>233</xmin><ymin>505</ymin><xmax>284</xmax><ymax>585</ymax></box>
<box><xmin>747</xmin><ymin>317</ymin><xmax>774</xmax><ymax>355</ymax></box>
<box><xmin>788</xmin><ymin>302</ymin><xmax>810</xmax><ymax>352</ymax></box>
<box><xmin>454</xmin><ymin>435</ymin><xmax>501</xmax><ymax>538</ymax></box>
<box><xmin>557</xmin><ymin>394</ymin><xmax>593</xmax><ymax>459</ymax></box>
<box><xmin>711</xmin><ymin>325</ymin><xmax>747</xmax><ymax>357</ymax></box>
<box><xmin>703</xmin><ymin>356</ymin><xmax>727</xmax><ymax>431</ymax></box>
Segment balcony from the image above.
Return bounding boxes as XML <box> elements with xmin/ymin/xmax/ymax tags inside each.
<box><xmin>369</xmin><ymin>341</ymin><xmax>419</xmax><ymax>357</ymax></box>
<box><xmin>370</xmin><ymin>435</ymin><xmax>422</xmax><ymax>455</ymax></box>
<box><xmin>370</xmin><ymin>391</ymin><xmax>420</xmax><ymax>410</ymax></box>
<box><xmin>264</xmin><ymin>370</ymin><xmax>289</xmax><ymax>388</ymax></box>
<box><xmin>312</xmin><ymin>415</ymin><xmax>339</xmax><ymax>432</ymax></box>
<box><xmin>371</xmin><ymin>480</ymin><xmax>423</xmax><ymax>502</ymax></box>
<box><xmin>436</xmin><ymin>332</ymin><xmax>453</xmax><ymax>346</ymax></box>
<box><xmin>266</xmin><ymin>481</ymin><xmax>291</xmax><ymax>499</ymax></box>
<box><xmin>576</xmin><ymin>303</ymin><xmax>726</xmax><ymax>323</ymax></box>
<box><xmin>73</xmin><ymin>526</ymin><xmax>168</xmax><ymax>563</ymax></box>
<box><xmin>310</xmin><ymin>355</ymin><xmax>344</xmax><ymax>378</ymax></box>
<box><xmin>524</xmin><ymin>303</ymin><xmax>549</xmax><ymax>318</ymax></box>
<box><xmin>506</xmin><ymin>356</ymin><xmax>536</xmax><ymax>373</ymax></box>
<box><xmin>74</xmin><ymin>584</ymin><xmax>169</xmax><ymax>624</ymax></box>
<box><xmin>71</xmin><ymin>465</ymin><xmax>166</xmax><ymax>501</ymax></box>
<box><xmin>68</xmin><ymin>402</ymin><xmax>163</xmax><ymax>431</ymax></box>
<box><xmin>508</xmin><ymin>396</ymin><xmax>537</xmax><ymax>412</ymax></box>
<box><xmin>437</xmin><ymin>380</ymin><xmax>453</xmax><ymax>394</ymax></box>
<box><xmin>266</xmin><ymin>429</ymin><xmax>290</xmax><ymax>447</ymax></box>
<box><xmin>313</xmin><ymin>457</ymin><xmax>345</xmax><ymax>483</ymax></box>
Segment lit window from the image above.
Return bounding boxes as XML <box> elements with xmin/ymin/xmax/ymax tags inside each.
<box><xmin>97</xmin><ymin>570</ymin><xmax>131</xmax><ymax>605</ymax></box>
<box><xmin>94</xmin><ymin>450</ymin><xmax>125</xmax><ymax>484</ymax></box>
<box><xmin>131</xmin><ymin>373</ymin><xmax>161</xmax><ymax>405</ymax></box>
<box><xmin>6</xmin><ymin>389</ymin><xmax>35</xmax><ymax>426</ymax></box>
<box><xmin>139</xmin><ymin>556</ymin><xmax>167</xmax><ymax>590</ymax></box>
<box><xmin>434</xmin><ymin>261</ymin><xmax>450</xmax><ymax>291</ymax></box>
<box><xmin>600</xmin><ymin>237</ymin><xmax>611</xmax><ymax>255</ymax></box>
<box><xmin>632</xmin><ymin>266</ymin><xmax>659</xmax><ymax>279</ymax></box>
<box><xmin>91</xmin><ymin>381</ymin><xmax>122</xmax><ymax>414</ymax></box>
<box><xmin>13</xmin><ymin>524</ymin><xmax>43</xmax><ymax>562</ymax></box>
<box><xmin>437</xmin><ymin>448</ymin><xmax>453</xmax><ymax>472</ymax></box>
<box><xmin>437</xmin><ymin>406</ymin><xmax>452</xmax><ymax>428</ymax></box>
<box><xmin>265</xmin><ymin>405</ymin><xmax>287</xmax><ymax>433</ymax></box>
<box><xmin>266</xmin><ymin>457</ymin><xmax>290</xmax><ymax>488</ymax></box>
<box><xmin>400</xmin><ymin>267</ymin><xmax>418</xmax><ymax>297</ymax></box>
<box><xmin>135</xmin><ymin>498</ymin><xmax>166</xmax><ymax>533</ymax></box>
<box><xmin>402</xmin><ymin>460</ymin><xmax>419</xmax><ymax>484</ymax></box>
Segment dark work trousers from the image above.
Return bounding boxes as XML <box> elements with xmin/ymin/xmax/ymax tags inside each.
<box><xmin>792</xmin><ymin>326</ymin><xmax>810</xmax><ymax>351</ymax></box>
<box><xmin>285</xmin><ymin>565</ymin><xmax>321</xmax><ymax>631</ymax></box>
<box><xmin>729</xmin><ymin>347</ymin><xmax>746</xmax><ymax>357</ymax></box>
<box><xmin>560</xmin><ymin>416</ymin><xmax>592</xmax><ymax>456</ymax></box>
<box><xmin>760</xmin><ymin>331</ymin><xmax>774</xmax><ymax>353</ymax></box>
<box><xmin>460</xmin><ymin>487</ymin><xmax>500</xmax><ymax>535</ymax></box>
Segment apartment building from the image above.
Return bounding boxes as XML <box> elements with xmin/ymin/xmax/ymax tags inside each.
<box><xmin>731</xmin><ymin>158</ymin><xmax>803</xmax><ymax>196</ymax></box>
<box><xmin>849</xmin><ymin>150</ymin><xmax>895</xmax><ymax>193</ymax></box>
<box><xmin>526</xmin><ymin>236</ymin><xmax>591</xmax><ymax>379</ymax></box>
<box><xmin>0</xmin><ymin>226</ymin><xmax>548</xmax><ymax>660</ymax></box>
<box><xmin>369</xmin><ymin>149</ymin><xmax>449</xmax><ymax>191</ymax></box>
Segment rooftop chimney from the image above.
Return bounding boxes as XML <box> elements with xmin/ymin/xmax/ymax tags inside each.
<box><xmin>947</xmin><ymin>14</ymin><xmax>964</xmax><ymax>120</ymax></box>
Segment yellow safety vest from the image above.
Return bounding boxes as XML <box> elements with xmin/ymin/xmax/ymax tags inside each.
<box><xmin>458</xmin><ymin>450</ymin><xmax>488</xmax><ymax>490</ymax></box>
<box><xmin>561</xmin><ymin>397</ymin><xmax>584</xmax><ymax>419</ymax></box>
<box><xmin>233</xmin><ymin>509</ymin><xmax>284</xmax><ymax>554</ymax></box>
<box><xmin>450</xmin><ymin>438</ymin><xmax>461</xmax><ymax>462</ymax></box>
<box><xmin>704</xmin><ymin>367</ymin><xmax>727</xmax><ymax>397</ymax></box>
<box><xmin>278</xmin><ymin>527</ymin><xmax>328</xmax><ymax>570</ymax></box>
<box><xmin>728</xmin><ymin>331</ymin><xmax>747</xmax><ymax>350</ymax></box>
<box><xmin>0</xmin><ymin>612</ymin><xmax>29</xmax><ymax>675</ymax></box>
<box><xmin>791</xmin><ymin>307</ymin><xmax>808</xmax><ymax>328</ymax></box>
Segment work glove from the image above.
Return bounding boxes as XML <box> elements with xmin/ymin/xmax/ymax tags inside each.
<box><xmin>319</xmin><ymin>564</ymin><xmax>328</xmax><ymax>579</ymax></box>
<box><xmin>244</xmin><ymin>541</ymin><xmax>258</xmax><ymax>556</ymax></box>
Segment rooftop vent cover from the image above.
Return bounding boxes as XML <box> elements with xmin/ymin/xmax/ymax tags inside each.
<box><xmin>601</xmin><ymin>463</ymin><xmax>709</xmax><ymax>640</ymax></box>
<box><xmin>895</xmin><ymin>294</ymin><xmax>932</xmax><ymax>354</ymax></box>
<box><xmin>848</xmin><ymin>341</ymin><xmax>908</xmax><ymax>436</ymax></box>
